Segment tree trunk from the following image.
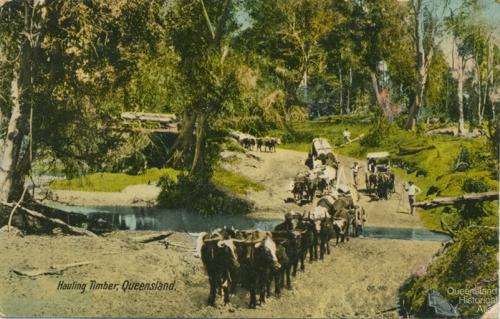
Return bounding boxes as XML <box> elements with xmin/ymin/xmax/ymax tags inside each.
<box><xmin>370</xmin><ymin>71</ymin><xmax>383</xmax><ymax>108</ymax></box>
<box><xmin>189</xmin><ymin>112</ymin><xmax>208</xmax><ymax>177</ymax></box>
<box><xmin>338</xmin><ymin>65</ymin><xmax>343</xmax><ymax>114</ymax></box>
<box><xmin>0</xmin><ymin>73</ymin><xmax>26</xmax><ymax>202</ymax></box>
<box><xmin>488</xmin><ymin>37</ymin><xmax>495</xmax><ymax>120</ymax></box>
<box><xmin>457</xmin><ymin>56</ymin><xmax>465</xmax><ymax>135</ymax></box>
<box><xmin>476</xmin><ymin>62</ymin><xmax>483</xmax><ymax>125</ymax></box>
<box><xmin>405</xmin><ymin>0</ymin><xmax>427</xmax><ymax>130</ymax></box>
<box><xmin>0</xmin><ymin>1</ymin><xmax>34</xmax><ymax>203</ymax></box>
<box><xmin>346</xmin><ymin>67</ymin><xmax>352</xmax><ymax>113</ymax></box>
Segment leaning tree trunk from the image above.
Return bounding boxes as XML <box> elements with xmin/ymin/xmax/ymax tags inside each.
<box><xmin>370</xmin><ymin>72</ymin><xmax>383</xmax><ymax>109</ymax></box>
<box><xmin>189</xmin><ymin>112</ymin><xmax>208</xmax><ymax>177</ymax></box>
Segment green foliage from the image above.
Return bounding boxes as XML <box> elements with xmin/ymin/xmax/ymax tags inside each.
<box><xmin>400</xmin><ymin>227</ymin><xmax>498</xmax><ymax>318</ymax></box>
<box><xmin>212</xmin><ymin>168</ymin><xmax>265</xmax><ymax>194</ymax></box>
<box><xmin>463</xmin><ymin>178</ymin><xmax>490</xmax><ymax>193</ymax></box>
<box><xmin>360</xmin><ymin>115</ymin><xmax>392</xmax><ymax>147</ymax></box>
<box><xmin>455</xmin><ymin>146</ymin><xmax>472</xmax><ymax>172</ymax></box>
<box><xmin>49</xmin><ymin>168</ymin><xmax>179</xmax><ymax>192</ymax></box>
<box><xmin>157</xmin><ymin>173</ymin><xmax>254</xmax><ymax>216</ymax></box>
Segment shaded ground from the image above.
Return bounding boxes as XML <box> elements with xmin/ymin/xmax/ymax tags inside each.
<box><xmin>0</xmin><ymin>148</ymin><xmax>444</xmax><ymax>318</ymax></box>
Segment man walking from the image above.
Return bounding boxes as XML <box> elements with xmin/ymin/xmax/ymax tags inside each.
<box><xmin>342</xmin><ymin>128</ymin><xmax>351</xmax><ymax>144</ymax></box>
<box><xmin>351</xmin><ymin>161</ymin><xmax>361</xmax><ymax>187</ymax></box>
<box><xmin>404</xmin><ymin>181</ymin><xmax>422</xmax><ymax>215</ymax></box>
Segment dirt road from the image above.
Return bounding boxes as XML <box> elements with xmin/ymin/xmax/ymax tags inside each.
<box><xmin>0</xmin><ymin>148</ymin><xmax>442</xmax><ymax>318</ymax></box>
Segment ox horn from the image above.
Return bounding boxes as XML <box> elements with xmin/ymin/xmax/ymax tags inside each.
<box><xmin>203</xmin><ymin>234</ymin><xmax>222</xmax><ymax>243</ymax></box>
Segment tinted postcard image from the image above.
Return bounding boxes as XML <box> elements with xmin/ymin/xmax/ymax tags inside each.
<box><xmin>0</xmin><ymin>0</ymin><xmax>499</xmax><ymax>318</ymax></box>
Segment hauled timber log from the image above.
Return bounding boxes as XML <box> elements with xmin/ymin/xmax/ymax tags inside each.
<box><xmin>413</xmin><ymin>191</ymin><xmax>499</xmax><ymax>209</ymax></box>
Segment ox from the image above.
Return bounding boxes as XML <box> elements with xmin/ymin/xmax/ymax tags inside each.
<box><xmin>199</xmin><ymin>231</ymin><xmax>240</xmax><ymax>306</ymax></box>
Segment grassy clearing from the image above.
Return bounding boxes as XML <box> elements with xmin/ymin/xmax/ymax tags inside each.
<box><xmin>49</xmin><ymin>166</ymin><xmax>264</xmax><ymax>196</ymax></box>
<box><xmin>212</xmin><ymin>168</ymin><xmax>265</xmax><ymax>194</ymax></box>
<box><xmin>49</xmin><ymin>168</ymin><xmax>180</xmax><ymax>192</ymax></box>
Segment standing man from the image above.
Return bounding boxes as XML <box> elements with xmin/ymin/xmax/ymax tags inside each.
<box><xmin>351</xmin><ymin>161</ymin><xmax>361</xmax><ymax>187</ymax></box>
<box><xmin>342</xmin><ymin>128</ymin><xmax>351</xmax><ymax>144</ymax></box>
<box><xmin>404</xmin><ymin>181</ymin><xmax>422</xmax><ymax>215</ymax></box>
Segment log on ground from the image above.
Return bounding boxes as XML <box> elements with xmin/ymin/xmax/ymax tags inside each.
<box><xmin>414</xmin><ymin>192</ymin><xmax>499</xmax><ymax>209</ymax></box>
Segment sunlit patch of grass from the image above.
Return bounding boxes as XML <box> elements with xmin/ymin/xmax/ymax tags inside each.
<box><xmin>49</xmin><ymin>168</ymin><xmax>180</xmax><ymax>192</ymax></box>
<box><xmin>212</xmin><ymin>168</ymin><xmax>265</xmax><ymax>194</ymax></box>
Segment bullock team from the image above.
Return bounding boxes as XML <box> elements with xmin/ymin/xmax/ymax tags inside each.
<box><xmin>293</xmin><ymin>138</ymin><xmax>339</xmax><ymax>203</ymax></box>
<box><xmin>196</xmin><ymin>136</ymin><xmax>370</xmax><ymax>308</ymax></box>
<box><xmin>197</xmin><ymin>189</ymin><xmax>366</xmax><ymax>309</ymax></box>
<box><xmin>229</xmin><ymin>130</ymin><xmax>280</xmax><ymax>152</ymax></box>
<box><xmin>365</xmin><ymin>156</ymin><xmax>395</xmax><ymax>200</ymax></box>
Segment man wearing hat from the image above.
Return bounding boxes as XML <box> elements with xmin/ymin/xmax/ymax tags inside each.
<box><xmin>404</xmin><ymin>181</ymin><xmax>422</xmax><ymax>215</ymax></box>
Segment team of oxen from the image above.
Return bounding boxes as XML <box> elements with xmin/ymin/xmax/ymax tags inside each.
<box><xmin>292</xmin><ymin>138</ymin><xmax>340</xmax><ymax>203</ymax></box>
<box><xmin>196</xmin><ymin>137</ymin><xmax>367</xmax><ymax>308</ymax></box>
<box><xmin>365</xmin><ymin>152</ymin><xmax>396</xmax><ymax>200</ymax></box>
<box><xmin>196</xmin><ymin>193</ymin><xmax>365</xmax><ymax>308</ymax></box>
<box><xmin>229</xmin><ymin>131</ymin><xmax>280</xmax><ymax>152</ymax></box>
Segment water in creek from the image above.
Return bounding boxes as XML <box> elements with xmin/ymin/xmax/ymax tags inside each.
<box><xmin>51</xmin><ymin>204</ymin><xmax>451</xmax><ymax>242</ymax></box>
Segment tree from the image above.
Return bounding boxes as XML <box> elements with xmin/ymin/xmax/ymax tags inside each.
<box><xmin>0</xmin><ymin>0</ymin><xmax>166</xmax><ymax>203</ymax></box>
<box><xmin>405</xmin><ymin>0</ymin><xmax>451</xmax><ymax>130</ymax></box>
<box><xmin>167</xmin><ymin>0</ymin><xmax>241</xmax><ymax>178</ymax></box>
<box><xmin>241</xmin><ymin>0</ymin><xmax>334</xmax><ymax>123</ymax></box>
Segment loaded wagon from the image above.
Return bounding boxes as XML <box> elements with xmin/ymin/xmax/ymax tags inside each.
<box><xmin>307</xmin><ymin>138</ymin><xmax>338</xmax><ymax>168</ymax></box>
<box><xmin>365</xmin><ymin>151</ymin><xmax>395</xmax><ymax>199</ymax></box>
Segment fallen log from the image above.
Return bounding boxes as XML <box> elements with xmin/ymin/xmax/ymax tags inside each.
<box><xmin>12</xmin><ymin>261</ymin><xmax>93</xmax><ymax>277</ymax></box>
<box><xmin>398</xmin><ymin>145</ymin><xmax>435</xmax><ymax>156</ymax></box>
<box><xmin>121</xmin><ymin>112</ymin><xmax>177</xmax><ymax>124</ymax></box>
<box><xmin>162</xmin><ymin>240</ymin><xmax>193</xmax><ymax>250</ymax></box>
<box><xmin>134</xmin><ymin>232</ymin><xmax>174</xmax><ymax>244</ymax></box>
<box><xmin>1</xmin><ymin>201</ymin><xmax>97</xmax><ymax>237</ymax></box>
<box><xmin>413</xmin><ymin>191</ymin><xmax>499</xmax><ymax>209</ymax></box>
<box><xmin>336</xmin><ymin>134</ymin><xmax>365</xmax><ymax>148</ymax></box>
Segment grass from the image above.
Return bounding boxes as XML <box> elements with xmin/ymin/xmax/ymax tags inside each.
<box><xmin>213</xmin><ymin>168</ymin><xmax>265</xmax><ymax>194</ymax></box>
<box><xmin>49</xmin><ymin>166</ymin><xmax>264</xmax><ymax>195</ymax></box>
<box><xmin>49</xmin><ymin>168</ymin><xmax>180</xmax><ymax>192</ymax></box>
<box><xmin>273</xmin><ymin>115</ymin><xmax>498</xmax><ymax>231</ymax></box>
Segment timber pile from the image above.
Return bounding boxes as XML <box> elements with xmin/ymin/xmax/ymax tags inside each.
<box><xmin>414</xmin><ymin>191</ymin><xmax>499</xmax><ymax>209</ymax></box>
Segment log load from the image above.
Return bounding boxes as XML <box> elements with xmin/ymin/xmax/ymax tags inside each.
<box><xmin>413</xmin><ymin>191</ymin><xmax>499</xmax><ymax>209</ymax></box>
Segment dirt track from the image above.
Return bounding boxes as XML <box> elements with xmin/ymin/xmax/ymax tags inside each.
<box><xmin>0</xmin><ymin>148</ymin><xmax>442</xmax><ymax>318</ymax></box>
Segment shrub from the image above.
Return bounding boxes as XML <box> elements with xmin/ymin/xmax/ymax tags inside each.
<box><xmin>360</xmin><ymin>115</ymin><xmax>391</xmax><ymax>147</ymax></box>
<box><xmin>454</xmin><ymin>146</ymin><xmax>472</xmax><ymax>171</ymax></box>
<box><xmin>400</xmin><ymin>227</ymin><xmax>498</xmax><ymax>318</ymax></box>
<box><xmin>281</xmin><ymin>130</ymin><xmax>315</xmax><ymax>144</ymax></box>
<box><xmin>157</xmin><ymin>173</ymin><xmax>254</xmax><ymax>216</ymax></box>
<box><xmin>463</xmin><ymin>178</ymin><xmax>490</xmax><ymax>193</ymax></box>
